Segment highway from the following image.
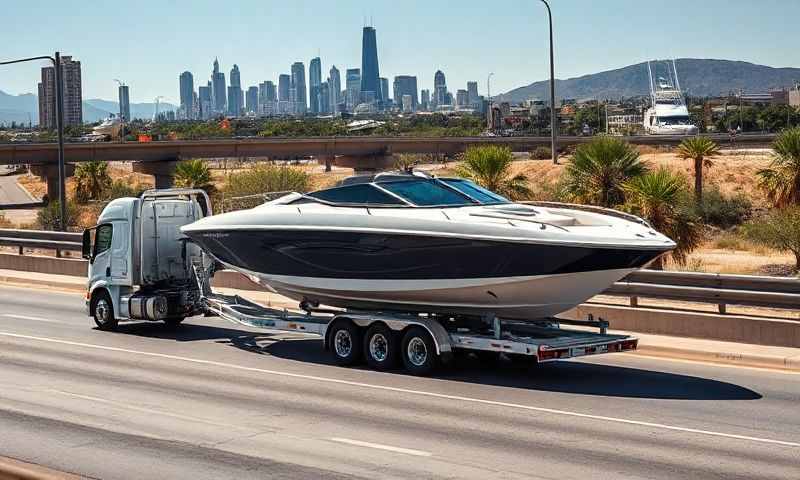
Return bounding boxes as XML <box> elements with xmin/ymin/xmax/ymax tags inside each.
<box><xmin>0</xmin><ymin>285</ymin><xmax>798</xmax><ymax>479</ymax></box>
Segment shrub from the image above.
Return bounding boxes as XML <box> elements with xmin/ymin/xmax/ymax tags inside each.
<box><xmin>743</xmin><ymin>206</ymin><xmax>800</xmax><ymax>271</ymax></box>
<box><xmin>174</xmin><ymin>159</ymin><xmax>214</xmax><ymax>193</ymax></box>
<box><xmin>455</xmin><ymin>145</ymin><xmax>531</xmax><ymax>200</ymax></box>
<box><xmin>103</xmin><ymin>180</ymin><xmax>141</xmax><ymax>201</ymax></box>
<box><xmin>222</xmin><ymin>165</ymin><xmax>309</xmax><ymax>211</ymax></box>
<box><xmin>529</xmin><ymin>146</ymin><xmax>552</xmax><ymax>160</ymax></box>
<box><xmin>36</xmin><ymin>200</ymin><xmax>80</xmax><ymax>231</ymax></box>
<box><xmin>695</xmin><ymin>187</ymin><xmax>752</xmax><ymax>228</ymax></box>
<box><xmin>74</xmin><ymin>161</ymin><xmax>112</xmax><ymax>203</ymax></box>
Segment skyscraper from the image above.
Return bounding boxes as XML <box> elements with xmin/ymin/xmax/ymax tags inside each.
<box><xmin>118</xmin><ymin>84</ymin><xmax>130</xmax><ymax>122</ymax></box>
<box><xmin>328</xmin><ymin>65</ymin><xmax>341</xmax><ymax>113</ymax></box>
<box><xmin>360</xmin><ymin>26</ymin><xmax>381</xmax><ymax>105</ymax></box>
<box><xmin>198</xmin><ymin>84</ymin><xmax>212</xmax><ymax>119</ymax></box>
<box><xmin>309</xmin><ymin>57</ymin><xmax>322</xmax><ymax>115</ymax></box>
<box><xmin>467</xmin><ymin>81</ymin><xmax>479</xmax><ymax>108</ymax></box>
<box><xmin>278</xmin><ymin>74</ymin><xmax>291</xmax><ymax>114</ymax></box>
<box><xmin>259</xmin><ymin>81</ymin><xmax>277</xmax><ymax>115</ymax></box>
<box><xmin>320</xmin><ymin>82</ymin><xmax>330</xmax><ymax>115</ymax></box>
<box><xmin>456</xmin><ymin>89</ymin><xmax>469</xmax><ymax>108</ymax></box>
<box><xmin>246</xmin><ymin>86</ymin><xmax>258</xmax><ymax>114</ymax></box>
<box><xmin>392</xmin><ymin>76</ymin><xmax>418</xmax><ymax>111</ymax></box>
<box><xmin>291</xmin><ymin>62</ymin><xmax>307</xmax><ymax>115</ymax></box>
<box><xmin>420</xmin><ymin>89</ymin><xmax>430</xmax><ymax>111</ymax></box>
<box><xmin>380</xmin><ymin>77</ymin><xmax>390</xmax><ymax>106</ymax></box>
<box><xmin>38</xmin><ymin>55</ymin><xmax>82</xmax><ymax>129</ymax></box>
<box><xmin>228</xmin><ymin>64</ymin><xmax>242</xmax><ymax>116</ymax></box>
<box><xmin>345</xmin><ymin>68</ymin><xmax>360</xmax><ymax>112</ymax></box>
<box><xmin>433</xmin><ymin>70</ymin><xmax>447</xmax><ymax>107</ymax></box>
<box><xmin>211</xmin><ymin>58</ymin><xmax>226</xmax><ymax>114</ymax></box>
<box><xmin>179</xmin><ymin>71</ymin><xmax>194</xmax><ymax>120</ymax></box>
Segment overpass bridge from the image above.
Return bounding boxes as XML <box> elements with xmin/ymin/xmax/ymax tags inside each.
<box><xmin>0</xmin><ymin>133</ymin><xmax>775</xmax><ymax>196</ymax></box>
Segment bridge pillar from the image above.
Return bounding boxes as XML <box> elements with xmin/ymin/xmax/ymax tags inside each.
<box><xmin>333</xmin><ymin>153</ymin><xmax>396</xmax><ymax>175</ymax></box>
<box><xmin>133</xmin><ymin>161</ymin><xmax>179</xmax><ymax>189</ymax></box>
<box><xmin>30</xmin><ymin>164</ymin><xmax>75</xmax><ymax>203</ymax></box>
<box><xmin>316</xmin><ymin>155</ymin><xmax>335</xmax><ymax>172</ymax></box>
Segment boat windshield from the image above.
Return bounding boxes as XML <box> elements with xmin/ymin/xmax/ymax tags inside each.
<box><xmin>438</xmin><ymin>178</ymin><xmax>510</xmax><ymax>204</ymax></box>
<box><xmin>378</xmin><ymin>179</ymin><xmax>475</xmax><ymax>206</ymax></box>
<box><xmin>658</xmin><ymin>115</ymin><xmax>692</xmax><ymax>125</ymax></box>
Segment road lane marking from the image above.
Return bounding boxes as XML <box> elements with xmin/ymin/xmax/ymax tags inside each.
<box><xmin>1</xmin><ymin>314</ymin><xmax>64</xmax><ymax>324</ymax></box>
<box><xmin>329</xmin><ymin>438</ymin><xmax>431</xmax><ymax>457</ymax></box>
<box><xmin>1</xmin><ymin>331</ymin><xmax>798</xmax><ymax>449</ymax></box>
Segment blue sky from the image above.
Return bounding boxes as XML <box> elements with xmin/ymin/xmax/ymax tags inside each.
<box><xmin>2</xmin><ymin>0</ymin><xmax>798</xmax><ymax>103</ymax></box>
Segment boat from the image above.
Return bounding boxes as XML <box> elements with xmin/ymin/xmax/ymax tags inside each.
<box><xmin>643</xmin><ymin>60</ymin><xmax>699</xmax><ymax>135</ymax></box>
<box><xmin>181</xmin><ymin>171</ymin><xmax>675</xmax><ymax>320</ymax></box>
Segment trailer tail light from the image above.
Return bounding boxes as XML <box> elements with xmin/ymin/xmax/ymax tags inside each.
<box><xmin>538</xmin><ymin>346</ymin><xmax>569</xmax><ymax>361</ymax></box>
<box><xmin>620</xmin><ymin>339</ymin><xmax>638</xmax><ymax>351</ymax></box>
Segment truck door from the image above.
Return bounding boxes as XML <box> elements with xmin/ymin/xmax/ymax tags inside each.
<box><xmin>110</xmin><ymin>220</ymin><xmax>133</xmax><ymax>285</ymax></box>
<box><xmin>90</xmin><ymin>224</ymin><xmax>114</xmax><ymax>280</ymax></box>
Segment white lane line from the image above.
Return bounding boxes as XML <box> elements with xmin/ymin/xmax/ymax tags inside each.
<box><xmin>2</xmin><ymin>314</ymin><xmax>64</xmax><ymax>324</ymax></box>
<box><xmin>329</xmin><ymin>437</ymin><xmax>431</xmax><ymax>457</ymax></box>
<box><xmin>1</xmin><ymin>331</ymin><xmax>798</xmax><ymax>449</ymax></box>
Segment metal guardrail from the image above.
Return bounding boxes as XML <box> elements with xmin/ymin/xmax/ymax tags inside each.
<box><xmin>2</xmin><ymin>229</ymin><xmax>798</xmax><ymax>313</ymax></box>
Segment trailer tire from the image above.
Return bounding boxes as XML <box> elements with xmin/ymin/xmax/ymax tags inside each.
<box><xmin>328</xmin><ymin>320</ymin><xmax>362</xmax><ymax>366</ymax></box>
<box><xmin>401</xmin><ymin>326</ymin><xmax>438</xmax><ymax>376</ymax></box>
<box><xmin>363</xmin><ymin>324</ymin><xmax>399</xmax><ymax>371</ymax></box>
<box><xmin>91</xmin><ymin>290</ymin><xmax>118</xmax><ymax>331</ymax></box>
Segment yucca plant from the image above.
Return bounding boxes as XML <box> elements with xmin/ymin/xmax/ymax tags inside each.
<box><xmin>623</xmin><ymin>167</ymin><xmax>703</xmax><ymax>269</ymax></box>
<box><xmin>676</xmin><ymin>136</ymin><xmax>720</xmax><ymax>204</ymax></box>
<box><xmin>757</xmin><ymin>127</ymin><xmax>800</xmax><ymax>207</ymax></box>
<box><xmin>174</xmin><ymin>159</ymin><xmax>214</xmax><ymax>192</ymax></box>
<box><xmin>562</xmin><ymin>136</ymin><xmax>648</xmax><ymax>207</ymax></box>
<box><xmin>455</xmin><ymin>145</ymin><xmax>531</xmax><ymax>200</ymax></box>
<box><xmin>74</xmin><ymin>160</ymin><xmax>112</xmax><ymax>203</ymax></box>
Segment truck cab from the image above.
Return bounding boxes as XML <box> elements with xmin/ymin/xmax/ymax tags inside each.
<box><xmin>82</xmin><ymin>189</ymin><xmax>211</xmax><ymax>330</ymax></box>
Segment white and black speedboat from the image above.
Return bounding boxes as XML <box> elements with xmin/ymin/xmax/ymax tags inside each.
<box><xmin>182</xmin><ymin>171</ymin><xmax>675</xmax><ymax>319</ymax></box>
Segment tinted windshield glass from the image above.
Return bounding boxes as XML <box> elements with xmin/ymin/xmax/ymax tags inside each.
<box><xmin>379</xmin><ymin>179</ymin><xmax>474</xmax><ymax>206</ymax></box>
<box><xmin>659</xmin><ymin>116</ymin><xmax>691</xmax><ymax>125</ymax></box>
<box><xmin>309</xmin><ymin>184</ymin><xmax>404</xmax><ymax>205</ymax></box>
<box><xmin>440</xmin><ymin>179</ymin><xmax>509</xmax><ymax>204</ymax></box>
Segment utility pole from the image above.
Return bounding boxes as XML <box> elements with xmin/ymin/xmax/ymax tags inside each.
<box><xmin>539</xmin><ymin>0</ymin><xmax>557</xmax><ymax>164</ymax></box>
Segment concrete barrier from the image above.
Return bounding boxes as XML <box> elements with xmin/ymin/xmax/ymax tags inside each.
<box><xmin>561</xmin><ymin>304</ymin><xmax>800</xmax><ymax>348</ymax></box>
<box><xmin>0</xmin><ymin>253</ymin><xmax>87</xmax><ymax>277</ymax></box>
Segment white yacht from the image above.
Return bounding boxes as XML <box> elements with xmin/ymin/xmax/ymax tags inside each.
<box><xmin>643</xmin><ymin>60</ymin><xmax>699</xmax><ymax>135</ymax></box>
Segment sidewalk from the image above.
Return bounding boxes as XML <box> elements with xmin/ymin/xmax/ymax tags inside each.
<box><xmin>1</xmin><ymin>268</ymin><xmax>798</xmax><ymax>372</ymax></box>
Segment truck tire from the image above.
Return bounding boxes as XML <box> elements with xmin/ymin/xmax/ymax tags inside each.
<box><xmin>328</xmin><ymin>320</ymin><xmax>362</xmax><ymax>366</ymax></box>
<box><xmin>92</xmin><ymin>290</ymin><xmax>118</xmax><ymax>331</ymax></box>
<box><xmin>401</xmin><ymin>326</ymin><xmax>438</xmax><ymax>376</ymax></box>
<box><xmin>363</xmin><ymin>323</ymin><xmax>399</xmax><ymax>371</ymax></box>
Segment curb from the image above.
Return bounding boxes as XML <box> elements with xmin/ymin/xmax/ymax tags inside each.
<box><xmin>0</xmin><ymin>275</ymin><xmax>84</xmax><ymax>293</ymax></box>
<box><xmin>0</xmin><ymin>456</ymin><xmax>83</xmax><ymax>480</ymax></box>
<box><xmin>632</xmin><ymin>343</ymin><xmax>800</xmax><ymax>371</ymax></box>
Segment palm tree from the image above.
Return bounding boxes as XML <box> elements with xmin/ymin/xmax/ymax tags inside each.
<box><xmin>757</xmin><ymin>127</ymin><xmax>800</xmax><ymax>208</ymax></box>
<box><xmin>174</xmin><ymin>159</ymin><xmax>213</xmax><ymax>192</ymax></box>
<box><xmin>562</xmin><ymin>136</ymin><xmax>648</xmax><ymax>207</ymax></box>
<box><xmin>455</xmin><ymin>145</ymin><xmax>531</xmax><ymax>199</ymax></box>
<box><xmin>74</xmin><ymin>160</ymin><xmax>112</xmax><ymax>203</ymax></box>
<box><xmin>675</xmin><ymin>136</ymin><xmax>720</xmax><ymax>204</ymax></box>
<box><xmin>623</xmin><ymin>167</ymin><xmax>704</xmax><ymax>270</ymax></box>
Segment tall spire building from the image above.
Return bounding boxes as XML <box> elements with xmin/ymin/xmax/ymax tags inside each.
<box><xmin>360</xmin><ymin>26</ymin><xmax>381</xmax><ymax>106</ymax></box>
<box><xmin>328</xmin><ymin>65</ymin><xmax>341</xmax><ymax>113</ymax></box>
<box><xmin>211</xmin><ymin>58</ymin><xmax>226</xmax><ymax>114</ymax></box>
<box><xmin>309</xmin><ymin>57</ymin><xmax>322</xmax><ymax>115</ymax></box>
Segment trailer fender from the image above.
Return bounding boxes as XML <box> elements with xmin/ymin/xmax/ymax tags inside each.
<box><xmin>344</xmin><ymin>315</ymin><xmax>452</xmax><ymax>356</ymax></box>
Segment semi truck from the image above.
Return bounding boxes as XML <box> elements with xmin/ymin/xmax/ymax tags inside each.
<box><xmin>82</xmin><ymin>188</ymin><xmax>638</xmax><ymax>376</ymax></box>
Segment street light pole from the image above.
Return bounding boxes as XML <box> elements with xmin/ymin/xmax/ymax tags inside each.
<box><xmin>539</xmin><ymin>0</ymin><xmax>558</xmax><ymax>164</ymax></box>
<box><xmin>0</xmin><ymin>53</ymin><xmax>67</xmax><ymax>230</ymax></box>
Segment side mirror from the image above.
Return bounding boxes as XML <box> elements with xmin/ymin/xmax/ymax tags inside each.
<box><xmin>82</xmin><ymin>229</ymin><xmax>93</xmax><ymax>261</ymax></box>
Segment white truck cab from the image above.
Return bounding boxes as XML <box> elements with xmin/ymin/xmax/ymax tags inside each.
<box><xmin>82</xmin><ymin>189</ymin><xmax>211</xmax><ymax>330</ymax></box>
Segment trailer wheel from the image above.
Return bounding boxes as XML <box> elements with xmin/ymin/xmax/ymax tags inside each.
<box><xmin>363</xmin><ymin>324</ymin><xmax>399</xmax><ymax>371</ymax></box>
<box><xmin>401</xmin><ymin>326</ymin><xmax>438</xmax><ymax>376</ymax></box>
<box><xmin>92</xmin><ymin>290</ymin><xmax>118</xmax><ymax>331</ymax></box>
<box><xmin>328</xmin><ymin>320</ymin><xmax>362</xmax><ymax>366</ymax></box>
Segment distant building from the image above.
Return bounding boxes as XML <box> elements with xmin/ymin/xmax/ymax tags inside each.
<box><xmin>198</xmin><ymin>84</ymin><xmax>212</xmax><ymax>119</ymax></box>
<box><xmin>456</xmin><ymin>89</ymin><xmax>469</xmax><ymax>108</ymax></box>
<box><xmin>328</xmin><ymin>65</ymin><xmax>342</xmax><ymax>113</ymax></box>
<box><xmin>246</xmin><ymin>86</ymin><xmax>258</xmax><ymax>114</ymax></box>
<box><xmin>38</xmin><ymin>55</ymin><xmax>82</xmax><ymax>129</ymax></box>
<box><xmin>380</xmin><ymin>77</ymin><xmax>390</xmax><ymax>106</ymax></box>
<box><xmin>228</xmin><ymin>64</ymin><xmax>242</xmax><ymax>116</ymax></box>
<box><xmin>360</xmin><ymin>27</ymin><xmax>381</xmax><ymax>105</ymax></box>
<box><xmin>433</xmin><ymin>70</ymin><xmax>447</xmax><ymax>107</ymax></box>
<box><xmin>118</xmin><ymin>84</ymin><xmax>130</xmax><ymax>122</ymax></box>
<box><xmin>393</xmin><ymin>76</ymin><xmax>418</xmax><ymax>111</ymax></box>
<box><xmin>278</xmin><ymin>74</ymin><xmax>291</xmax><ymax>114</ymax></box>
<box><xmin>320</xmin><ymin>82</ymin><xmax>331</xmax><ymax>115</ymax></box>
<box><xmin>291</xmin><ymin>62</ymin><xmax>307</xmax><ymax>115</ymax></box>
<box><xmin>346</xmin><ymin>68</ymin><xmax>361</xmax><ymax>112</ymax></box>
<box><xmin>420</xmin><ymin>89</ymin><xmax>430</xmax><ymax>111</ymax></box>
<box><xmin>211</xmin><ymin>58</ymin><xmax>226</xmax><ymax>114</ymax></box>
<box><xmin>309</xmin><ymin>57</ymin><xmax>322</xmax><ymax>114</ymax></box>
<box><xmin>791</xmin><ymin>84</ymin><xmax>800</xmax><ymax>107</ymax></box>
<box><xmin>259</xmin><ymin>81</ymin><xmax>277</xmax><ymax>116</ymax></box>
<box><xmin>179</xmin><ymin>71</ymin><xmax>194</xmax><ymax>120</ymax></box>
<box><xmin>401</xmin><ymin>94</ymin><xmax>413</xmax><ymax>113</ymax></box>
<box><xmin>467</xmin><ymin>81</ymin><xmax>479</xmax><ymax>108</ymax></box>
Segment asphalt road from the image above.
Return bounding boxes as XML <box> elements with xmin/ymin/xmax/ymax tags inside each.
<box><xmin>0</xmin><ymin>174</ymin><xmax>33</xmax><ymax>205</ymax></box>
<box><xmin>0</xmin><ymin>285</ymin><xmax>798</xmax><ymax>479</ymax></box>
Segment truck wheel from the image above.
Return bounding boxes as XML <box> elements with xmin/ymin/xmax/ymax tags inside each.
<box><xmin>92</xmin><ymin>290</ymin><xmax>118</xmax><ymax>331</ymax></box>
<box><xmin>401</xmin><ymin>326</ymin><xmax>438</xmax><ymax>376</ymax></box>
<box><xmin>363</xmin><ymin>324</ymin><xmax>399</xmax><ymax>371</ymax></box>
<box><xmin>328</xmin><ymin>320</ymin><xmax>362</xmax><ymax>366</ymax></box>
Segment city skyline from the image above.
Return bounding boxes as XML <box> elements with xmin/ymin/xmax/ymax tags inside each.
<box><xmin>4</xmin><ymin>1</ymin><xmax>800</xmax><ymax>103</ymax></box>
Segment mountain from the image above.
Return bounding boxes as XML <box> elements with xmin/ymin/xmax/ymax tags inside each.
<box><xmin>497</xmin><ymin>58</ymin><xmax>800</xmax><ymax>103</ymax></box>
<box><xmin>0</xmin><ymin>91</ymin><xmax>178</xmax><ymax>125</ymax></box>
